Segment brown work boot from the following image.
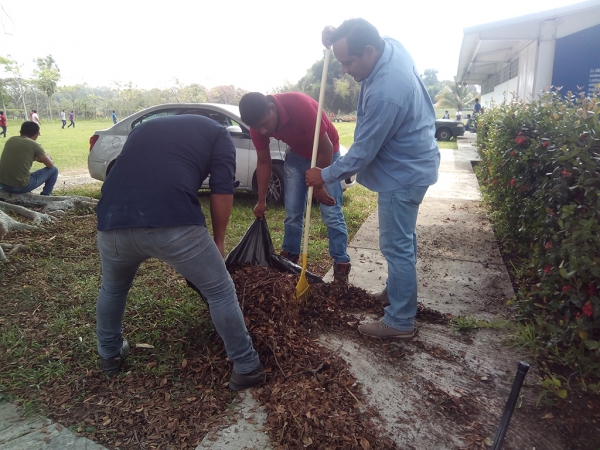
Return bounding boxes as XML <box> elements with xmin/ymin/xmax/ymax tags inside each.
<box><xmin>333</xmin><ymin>262</ymin><xmax>351</xmax><ymax>283</ymax></box>
<box><xmin>280</xmin><ymin>250</ymin><xmax>299</xmax><ymax>264</ymax></box>
<box><xmin>358</xmin><ymin>320</ymin><xmax>415</xmax><ymax>340</ymax></box>
<box><xmin>228</xmin><ymin>362</ymin><xmax>266</xmax><ymax>391</ymax></box>
<box><xmin>373</xmin><ymin>288</ymin><xmax>390</xmax><ymax>306</ymax></box>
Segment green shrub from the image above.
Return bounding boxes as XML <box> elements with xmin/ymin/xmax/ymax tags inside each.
<box><xmin>475</xmin><ymin>90</ymin><xmax>600</xmax><ymax>377</ymax></box>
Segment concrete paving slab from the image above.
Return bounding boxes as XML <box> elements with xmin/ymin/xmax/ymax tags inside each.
<box><xmin>196</xmin><ymin>391</ymin><xmax>271</xmax><ymax>450</ymax></box>
<box><xmin>0</xmin><ymin>402</ymin><xmax>106</xmax><ymax>449</ymax></box>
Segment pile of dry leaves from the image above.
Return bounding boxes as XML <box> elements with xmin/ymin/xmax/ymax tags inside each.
<box><xmin>5</xmin><ymin>257</ymin><xmax>448</xmax><ymax>449</ymax></box>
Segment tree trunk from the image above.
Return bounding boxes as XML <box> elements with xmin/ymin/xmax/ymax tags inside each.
<box><xmin>47</xmin><ymin>94</ymin><xmax>53</xmax><ymax>120</ymax></box>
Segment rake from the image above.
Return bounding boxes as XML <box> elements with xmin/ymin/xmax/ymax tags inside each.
<box><xmin>295</xmin><ymin>47</ymin><xmax>331</xmax><ymax>305</ymax></box>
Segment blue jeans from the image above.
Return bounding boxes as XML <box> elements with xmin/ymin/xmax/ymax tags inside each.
<box><xmin>0</xmin><ymin>166</ymin><xmax>58</xmax><ymax>195</ymax></box>
<box><xmin>378</xmin><ymin>186</ymin><xmax>429</xmax><ymax>331</ymax></box>
<box><xmin>96</xmin><ymin>225</ymin><xmax>260</xmax><ymax>374</ymax></box>
<box><xmin>282</xmin><ymin>151</ymin><xmax>350</xmax><ymax>263</ymax></box>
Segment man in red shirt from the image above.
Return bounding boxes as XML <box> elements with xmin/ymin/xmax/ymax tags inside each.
<box><xmin>239</xmin><ymin>92</ymin><xmax>351</xmax><ymax>281</ymax></box>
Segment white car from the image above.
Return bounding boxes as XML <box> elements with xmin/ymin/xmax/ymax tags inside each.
<box><xmin>88</xmin><ymin>103</ymin><xmax>356</xmax><ymax>203</ymax></box>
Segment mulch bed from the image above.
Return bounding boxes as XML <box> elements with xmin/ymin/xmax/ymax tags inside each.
<box><xmin>9</xmin><ymin>262</ymin><xmax>451</xmax><ymax>450</ymax></box>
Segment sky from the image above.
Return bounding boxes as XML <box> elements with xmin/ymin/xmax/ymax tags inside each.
<box><xmin>0</xmin><ymin>0</ymin><xmax>590</xmax><ymax>93</ymax></box>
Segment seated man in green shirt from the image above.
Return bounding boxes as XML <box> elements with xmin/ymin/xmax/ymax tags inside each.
<box><xmin>0</xmin><ymin>121</ymin><xmax>58</xmax><ymax>196</ymax></box>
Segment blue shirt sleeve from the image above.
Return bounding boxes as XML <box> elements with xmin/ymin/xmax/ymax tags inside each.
<box><xmin>322</xmin><ymin>100</ymin><xmax>405</xmax><ymax>184</ymax></box>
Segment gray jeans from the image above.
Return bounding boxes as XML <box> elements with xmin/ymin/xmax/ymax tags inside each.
<box><xmin>96</xmin><ymin>225</ymin><xmax>260</xmax><ymax>373</ymax></box>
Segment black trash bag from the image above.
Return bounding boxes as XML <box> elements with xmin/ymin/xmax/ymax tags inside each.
<box><xmin>225</xmin><ymin>218</ymin><xmax>323</xmax><ymax>283</ymax></box>
<box><xmin>225</xmin><ymin>218</ymin><xmax>274</xmax><ymax>267</ymax></box>
<box><xmin>186</xmin><ymin>219</ymin><xmax>323</xmax><ymax>296</ymax></box>
<box><xmin>270</xmin><ymin>254</ymin><xmax>323</xmax><ymax>284</ymax></box>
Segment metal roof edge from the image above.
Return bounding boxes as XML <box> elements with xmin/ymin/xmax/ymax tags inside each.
<box><xmin>462</xmin><ymin>0</ymin><xmax>600</xmax><ymax>35</ymax></box>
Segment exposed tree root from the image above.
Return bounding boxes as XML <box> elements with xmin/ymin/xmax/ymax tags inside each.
<box><xmin>0</xmin><ymin>190</ymin><xmax>98</xmax><ymax>262</ymax></box>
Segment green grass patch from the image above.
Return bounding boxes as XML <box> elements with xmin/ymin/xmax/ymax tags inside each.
<box><xmin>2</xmin><ymin>119</ymin><xmax>113</xmax><ymax>172</ymax></box>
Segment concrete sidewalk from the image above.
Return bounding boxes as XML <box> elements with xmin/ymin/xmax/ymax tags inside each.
<box><xmin>1</xmin><ymin>133</ymin><xmax>559</xmax><ymax>449</ymax></box>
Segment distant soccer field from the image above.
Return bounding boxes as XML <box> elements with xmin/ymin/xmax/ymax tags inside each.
<box><xmin>1</xmin><ymin>119</ymin><xmax>113</xmax><ymax>172</ymax></box>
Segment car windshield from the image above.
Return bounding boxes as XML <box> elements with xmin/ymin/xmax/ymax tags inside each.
<box><xmin>131</xmin><ymin>105</ymin><xmax>245</xmax><ymax>130</ymax></box>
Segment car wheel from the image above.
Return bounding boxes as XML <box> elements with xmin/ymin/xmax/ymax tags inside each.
<box><xmin>266</xmin><ymin>163</ymin><xmax>285</xmax><ymax>204</ymax></box>
<box><xmin>436</xmin><ymin>128</ymin><xmax>452</xmax><ymax>141</ymax></box>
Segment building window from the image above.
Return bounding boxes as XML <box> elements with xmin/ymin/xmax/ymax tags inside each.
<box><xmin>481</xmin><ymin>59</ymin><xmax>519</xmax><ymax>95</ymax></box>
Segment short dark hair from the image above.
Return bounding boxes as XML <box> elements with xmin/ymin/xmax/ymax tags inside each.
<box><xmin>239</xmin><ymin>92</ymin><xmax>272</xmax><ymax>127</ymax></box>
<box><xmin>331</xmin><ymin>18</ymin><xmax>384</xmax><ymax>56</ymax></box>
<box><xmin>20</xmin><ymin>121</ymin><xmax>40</xmax><ymax>137</ymax></box>
<box><xmin>475</xmin><ymin>98</ymin><xmax>479</xmax><ymax>102</ymax></box>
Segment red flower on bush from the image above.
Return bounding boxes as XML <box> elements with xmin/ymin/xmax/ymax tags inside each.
<box><xmin>515</xmin><ymin>137</ymin><xmax>528</xmax><ymax>146</ymax></box>
<box><xmin>510</xmin><ymin>150</ymin><xmax>516</xmax><ymax>156</ymax></box>
<box><xmin>582</xmin><ymin>302</ymin><xmax>593</xmax><ymax>317</ymax></box>
<box><xmin>543</xmin><ymin>265</ymin><xmax>552</xmax><ymax>274</ymax></box>
<box><xmin>510</xmin><ymin>179</ymin><xmax>516</xmax><ymax>186</ymax></box>
<box><xmin>545</xmin><ymin>241</ymin><xmax>553</xmax><ymax>249</ymax></box>
<box><xmin>561</xmin><ymin>169</ymin><xmax>572</xmax><ymax>177</ymax></box>
<box><xmin>588</xmin><ymin>285</ymin><xmax>597</xmax><ymax>296</ymax></box>
<box><xmin>542</xmin><ymin>141</ymin><xmax>549</xmax><ymax>148</ymax></box>
<box><xmin>562</xmin><ymin>285</ymin><xmax>572</xmax><ymax>293</ymax></box>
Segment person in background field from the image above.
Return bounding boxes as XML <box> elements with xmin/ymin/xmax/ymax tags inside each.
<box><xmin>0</xmin><ymin>121</ymin><xmax>58</xmax><ymax>196</ymax></box>
<box><xmin>31</xmin><ymin>110</ymin><xmax>41</xmax><ymax>135</ymax></box>
<box><xmin>473</xmin><ymin>98</ymin><xmax>481</xmax><ymax>115</ymax></box>
<box><xmin>67</xmin><ymin>110</ymin><xmax>75</xmax><ymax>128</ymax></box>
<box><xmin>305</xmin><ymin>18</ymin><xmax>440</xmax><ymax>339</ymax></box>
<box><xmin>239</xmin><ymin>91</ymin><xmax>352</xmax><ymax>282</ymax></box>
<box><xmin>465</xmin><ymin>114</ymin><xmax>475</xmax><ymax>132</ymax></box>
<box><xmin>442</xmin><ymin>111</ymin><xmax>450</xmax><ymax>119</ymax></box>
<box><xmin>93</xmin><ymin>114</ymin><xmax>265</xmax><ymax>390</ymax></box>
<box><xmin>0</xmin><ymin>111</ymin><xmax>7</xmax><ymax>137</ymax></box>
<box><xmin>112</xmin><ymin>110</ymin><xmax>117</xmax><ymax>124</ymax></box>
<box><xmin>455</xmin><ymin>109</ymin><xmax>462</xmax><ymax>121</ymax></box>
<box><xmin>60</xmin><ymin>109</ymin><xmax>67</xmax><ymax>129</ymax></box>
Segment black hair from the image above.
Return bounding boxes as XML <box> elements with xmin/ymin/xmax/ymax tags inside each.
<box><xmin>475</xmin><ymin>98</ymin><xmax>479</xmax><ymax>102</ymax></box>
<box><xmin>239</xmin><ymin>92</ymin><xmax>272</xmax><ymax>127</ymax></box>
<box><xmin>20</xmin><ymin>121</ymin><xmax>40</xmax><ymax>137</ymax></box>
<box><xmin>331</xmin><ymin>18</ymin><xmax>384</xmax><ymax>56</ymax></box>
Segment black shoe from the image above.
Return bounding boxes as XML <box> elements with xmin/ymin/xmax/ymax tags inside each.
<box><xmin>373</xmin><ymin>288</ymin><xmax>390</xmax><ymax>306</ymax></box>
<box><xmin>333</xmin><ymin>262</ymin><xmax>351</xmax><ymax>283</ymax></box>
<box><xmin>99</xmin><ymin>339</ymin><xmax>130</xmax><ymax>376</ymax></box>
<box><xmin>280</xmin><ymin>250</ymin><xmax>299</xmax><ymax>264</ymax></box>
<box><xmin>228</xmin><ymin>363</ymin><xmax>265</xmax><ymax>391</ymax></box>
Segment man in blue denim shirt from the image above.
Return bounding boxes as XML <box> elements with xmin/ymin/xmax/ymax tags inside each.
<box><xmin>306</xmin><ymin>18</ymin><xmax>440</xmax><ymax>339</ymax></box>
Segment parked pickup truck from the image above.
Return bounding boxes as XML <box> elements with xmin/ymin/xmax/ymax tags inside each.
<box><xmin>435</xmin><ymin>119</ymin><xmax>465</xmax><ymax>141</ymax></box>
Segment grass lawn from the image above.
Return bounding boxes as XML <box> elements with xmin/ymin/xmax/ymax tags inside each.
<box><xmin>2</xmin><ymin>119</ymin><xmax>114</xmax><ymax>172</ymax></box>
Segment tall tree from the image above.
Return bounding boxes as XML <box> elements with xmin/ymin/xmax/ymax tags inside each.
<box><xmin>421</xmin><ymin>69</ymin><xmax>444</xmax><ymax>103</ymax></box>
<box><xmin>434</xmin><ymin>78</ymin><xmax>476</xmax><ymax>111</ymax></box>
<box><xmin>421</xmin><ymin>69</ymin><xmax>439</xmax><ymax>86</ymax></box>
<box><xmin>33</xmin><ymin>55</ymin><xmax>61</xmax><ymax>120</ymax></box>
<box><xmin>294</xmin><ymin>54</ymin><xmax>360</xmax><ymax>114</ymax></box>
<box><xmin>0</xmin><ymin>56</ymin><xmax>28</xmax><ymax>119</ymax></box>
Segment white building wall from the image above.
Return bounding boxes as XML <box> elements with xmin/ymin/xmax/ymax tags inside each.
<box><xmin>517</xmin><ymin>42</ymin><xmax>538</xmax><ymax>100</ymax></box>
<box><xmin>481</xmin><ymin>77</ymin><xmax>520</xmax><ymax>105</ymax></box>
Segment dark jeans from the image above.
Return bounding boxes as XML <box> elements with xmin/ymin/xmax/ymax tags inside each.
<box><xmin>0</xmin><ymin>166</ymin><xmax>59</xmax><ymax>195</ymax></box>
<box><xmin>0</xmin><ymin>126</ymin><xmax>6</xmax><ymax>137</ymax></box>
<box><xmin>61</xmin><ymin>120</ymin><xmax>66</xmax><ymax>128</ymax></box>
<box><xmin>68</xmin><ymin>120</ymin><xmax>75</xmax><ymax>128</ymax></box>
